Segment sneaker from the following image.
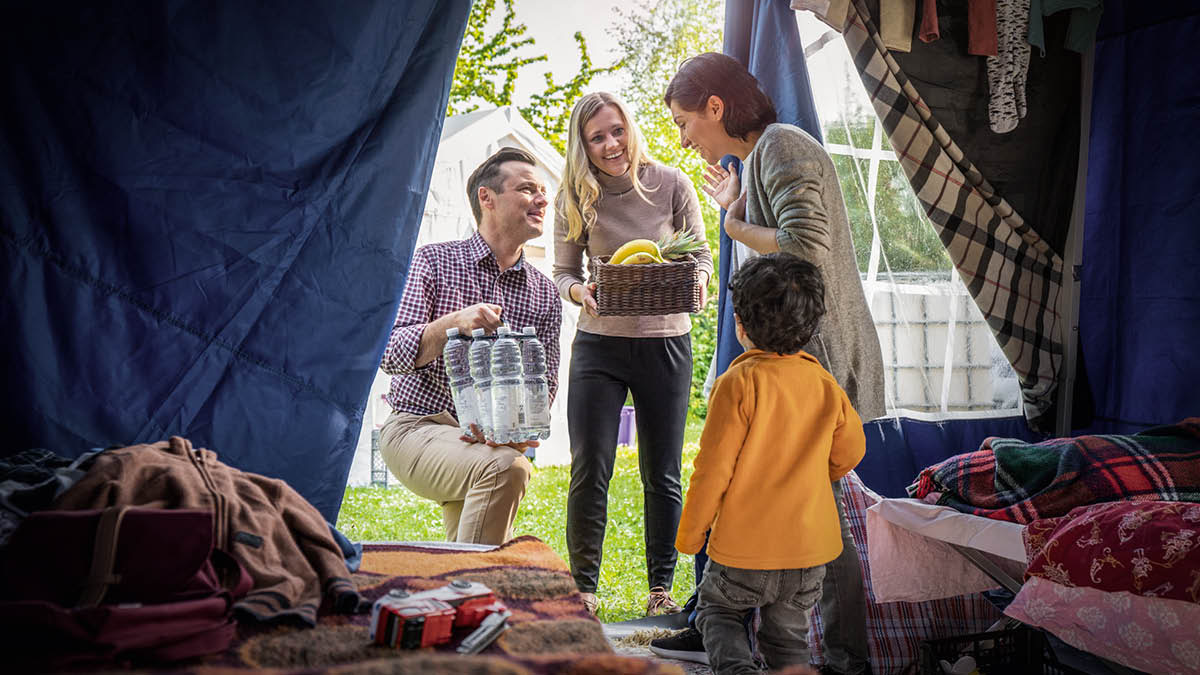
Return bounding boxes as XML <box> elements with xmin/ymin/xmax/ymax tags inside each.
<box><xmin>646</xmin><ymin>586</ymin><xmax>682</xmax><ymax>616</ymax></box>
<box><xmin>648</xmin><ymin>627</ymin><xmax>708</xmax><ymax>665</ymax></box>
<box><xmin>579</xmin><ymin>591</ymin><xmax>599</xmax><ymax>616</ymax></box>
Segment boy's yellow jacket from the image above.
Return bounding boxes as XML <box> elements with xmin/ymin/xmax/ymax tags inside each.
<box><xmin>676</xmin><ymin>348</ymin><xmax>865</xmax><ymax>570</ymax></box>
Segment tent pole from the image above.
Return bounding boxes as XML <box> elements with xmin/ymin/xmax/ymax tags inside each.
<box><xmin>1055</xmin><ymin>47</ymin><xmax>1094</xmax><ymax>437</ymax></box>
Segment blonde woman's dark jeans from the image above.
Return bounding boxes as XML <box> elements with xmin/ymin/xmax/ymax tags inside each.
<box><xmin>565</xmin><ymin>331</ymin><xmax>691</xmax><ymax>593</ymax></box>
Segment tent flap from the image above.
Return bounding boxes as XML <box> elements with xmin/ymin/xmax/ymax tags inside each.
<box><xmin>1079</xmin><ymin>2</ymin><xmax>1200</xmax><ymax>433</ymax></box>
<box><xmin>0</xmin><ymin>0</ymin><xmax>471</xmax><ymax>521</ymax></box>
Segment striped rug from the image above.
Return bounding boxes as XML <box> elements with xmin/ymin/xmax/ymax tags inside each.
<box><xmin>193</xmin><ymin>536</ymin><xmax>680</xmax><ymax>674</ymax></box>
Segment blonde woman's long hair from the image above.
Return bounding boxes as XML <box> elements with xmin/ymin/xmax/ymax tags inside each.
<box><xmin>557</xmin><ymin>92</ymin><xmax>656</xmax><ymax>243</ymax></box>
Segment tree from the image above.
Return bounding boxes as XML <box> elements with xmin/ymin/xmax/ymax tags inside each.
<box><xmin>447</xmin><ymin>0</ymin><xmax>618</xmax><ymax>154</ymax></box>
<box><xmin>614</xmin><ymin>0</ymin><xmax>724</xmax><ymax>249</ymax></box>
<box><xmin>825</xmin><ymin>117</ymin><xmax>952</xmax><ymax>274</ymax></box>
<box><xmin>612</xmin><ymin>0</ymin><xmax>724</xmax><ymax>420</ymax></box>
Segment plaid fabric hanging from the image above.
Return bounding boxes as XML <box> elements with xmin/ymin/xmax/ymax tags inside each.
<box><xmin>841</xmin><ymin>0</ymin><xmax>1065</xmax><ymax>429</ymax></box>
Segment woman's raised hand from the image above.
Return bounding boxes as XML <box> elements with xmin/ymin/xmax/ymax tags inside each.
<box><xmin>701</xmin><ymin>163</ymin><xmax>740</xmax><ymax>211</ymax></box>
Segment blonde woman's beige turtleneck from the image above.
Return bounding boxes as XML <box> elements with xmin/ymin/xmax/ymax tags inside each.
<box><xmin>552</xmin><ymin>162</ymin><xmax>713</xmax><ymax>338</ymax></box>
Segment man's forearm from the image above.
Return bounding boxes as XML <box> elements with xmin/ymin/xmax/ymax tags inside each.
<box><xmin>414</xmin><ymin>314</ymin><xmax>453</xmax><ymax>369</ymax></box>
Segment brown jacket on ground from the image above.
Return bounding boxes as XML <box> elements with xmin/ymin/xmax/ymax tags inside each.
<box><xmin>54</xmin><ymin>437</ymin><xmax>359</xmax><ymax>625</ymax></box>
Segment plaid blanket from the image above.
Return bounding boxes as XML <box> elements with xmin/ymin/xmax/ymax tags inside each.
<box><xmin>910</xmin><ymin>418</ymin><xmax>1200</xmax><ymax>524</ymax></box>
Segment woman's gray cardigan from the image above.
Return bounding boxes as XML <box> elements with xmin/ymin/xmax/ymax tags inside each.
<box><xmin>742</xmin><ymin>123</ymin><xmax>886</xmax><ymax>421</ymax></box>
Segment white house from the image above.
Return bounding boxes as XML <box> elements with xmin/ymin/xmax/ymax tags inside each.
<box><xmin>347</xmin><ymin>106</ymin><xmax>579</xmax><ymax>487</ymax></box>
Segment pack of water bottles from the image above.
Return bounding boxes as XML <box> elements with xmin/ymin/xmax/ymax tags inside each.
<box><xmin>442</xmin><ymin>325</ymin><xmax>552</xmax><ymax>447</ymax></box>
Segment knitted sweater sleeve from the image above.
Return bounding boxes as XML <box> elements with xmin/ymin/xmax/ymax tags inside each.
<box><xmin>757</xmin><ymin>130</ymin><xmax>833</xmax><ymax>265</ymax></box>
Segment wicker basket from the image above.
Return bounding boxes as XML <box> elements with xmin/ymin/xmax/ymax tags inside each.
<box><xmin>590</xmin><ymin>254</ymin><xmax>701</xmax><ymax>316</ymax></box>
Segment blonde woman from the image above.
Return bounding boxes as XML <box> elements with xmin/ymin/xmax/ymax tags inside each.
<box><xmin>553</xmin><ymin>92</ymin><xmax>713</xmax><ymax>617</ymax></box>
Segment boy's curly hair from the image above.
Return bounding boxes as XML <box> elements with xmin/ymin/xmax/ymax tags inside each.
<box><xmin>729</xmin><ymin>253</ymin><xmax>826</xmax><ymax>355</ymax></box>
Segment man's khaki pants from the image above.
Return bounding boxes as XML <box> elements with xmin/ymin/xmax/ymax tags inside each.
<box><xmin>379</xmin><ymin>411</ymin><xmax>532</xmax><ymax>545</ymax></box>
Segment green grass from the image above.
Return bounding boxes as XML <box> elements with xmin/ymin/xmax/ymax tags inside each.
<box><xmin>337</xmin><ymin>416</ymin><xmax>706</xmax><ymax>623</ymax></box>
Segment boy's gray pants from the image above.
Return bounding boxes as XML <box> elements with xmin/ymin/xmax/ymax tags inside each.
<box><xmin>697</xmin><ymin>560</ymin><xmax>826</xmax><ymax>675</ymax></box>
<box><xmin>688</xmin><ymin>480</ymin><xmax>871</xmax><ymax>674</ymax></box>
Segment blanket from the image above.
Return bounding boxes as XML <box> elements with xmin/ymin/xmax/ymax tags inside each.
<box><xmin>909</xmin><ymin>418</ymin><xmax>1200</xmax><ymax>524</ymax></box>
<box><xmin>189</xmin><ymin>536</ymin><xmax>678</xmax><ymax>675</ymax></box>
<box><xmin>1024</xmin><ymin>500</ymin><xmax>1200</xmax><ymax>605</ymax></box>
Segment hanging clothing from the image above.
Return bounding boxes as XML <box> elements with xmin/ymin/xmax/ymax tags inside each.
<box><xmin>882</xmin><ymin>0</ymin><xmax>918</xmax><ymax>52</ymax></box>
<box><xmin>968</xmin><ymin>0</ymin><xmax>1000</xmax><ymax>55</ymax></box>
<box><xmin>919</xmin><ymin>0</ymin><xmax>999</xmax><ymax>53</ymax></box>
<box><xmin>988</xmin><ymin>0</ymin><xmax>1034</xmax><ymax>133</ymax></box>
<box><xmin>1029</xmin><ymin>0</ymin><xmax>1104</xmax><ymax>55</ymax></box>
<box><xmin>792</xmin><ymin>0</ymin><xmax>853</xmax><ymax>32</ymax></box>
<box><xmin>919</xmin><ymin>0</ymin><xmax>941</xmax><ymax>42</ymax></box>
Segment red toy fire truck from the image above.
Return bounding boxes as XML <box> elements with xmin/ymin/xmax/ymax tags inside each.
<box><xmin>369</xmin><ymin>579</ymin><xmax>509</xmax><ymax>651</ymax></box>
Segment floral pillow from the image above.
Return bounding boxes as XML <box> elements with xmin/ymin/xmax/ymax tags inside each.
<box><xmin>1023</xmin><ymin>500</ymin><xmax>1200</xmax><ymax>604</ymax></box>
<box><xmin>1004</xmin><ymin>577</ymin><xmax>1200</xmax><ymax>674</ymax></box>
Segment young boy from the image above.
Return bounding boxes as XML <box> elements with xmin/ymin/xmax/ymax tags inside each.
<box><xmin>676</xmin><ymin>253</ymin><xmax>866</xmax><ymax>675</ymax></box>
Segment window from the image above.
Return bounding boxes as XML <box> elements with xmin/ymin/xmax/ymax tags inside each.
<box><xmin>800</xmin><ymin>14</ymin><xmax>1021</xmax><ymax>416</ymax></box>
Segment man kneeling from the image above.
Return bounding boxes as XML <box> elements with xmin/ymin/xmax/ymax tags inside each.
<box><xmin>378</xmin><ymin>148</ymin><xmax>561</xmax><ymax>545</ymax></box>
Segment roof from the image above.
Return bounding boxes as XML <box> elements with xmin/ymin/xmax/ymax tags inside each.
<box><xmin>438</xmin><ymin>105</ymin><xmax>564</xmax><ymax>180</ymax></box>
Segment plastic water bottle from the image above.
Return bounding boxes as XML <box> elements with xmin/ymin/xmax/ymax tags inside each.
<box><xmin>442</xmin><ymin>327</ymin><xmax>477</xmax><ymax>436</ymax></box>
<box><xmin>468</xmin><ymin>328</ymin><xmax>495</xmax><ymax>440</ymax></box>
<box><xmin>519</xmin><ymin>326</ymin><xmax>551</xmax><ymax>441</ymax></box>
<box><xmin>489</xmin><ymin>326</ymin><xmax>524</xmax><ymax>444</ymax></box>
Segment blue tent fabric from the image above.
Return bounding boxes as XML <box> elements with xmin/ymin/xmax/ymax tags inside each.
<box><xmin>859</xmin><ymin>416</ymin><xmax>1045</xmax><ymax>498</ymax></box>
<box><xmin>716</xmin><ymin>0</ymin><xmax>824</xmax><ymax>378</ymax></box>
<box><xmin>0</xmin><ymin>0</ymin><xmax>471</xmax><ymax>521</ymax></box>
<box><xmin>713</xmin><ymin>158</ymin><xmax>743</xmax><ymax>378</ymax></box>
<box><xmin>1078</xmin><ymin>1</ymin><xmax>1200</xmax><ymax>434</ymax></box>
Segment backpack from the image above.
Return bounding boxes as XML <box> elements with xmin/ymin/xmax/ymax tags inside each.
<box><xmin>0</xmin><ymin>506</ymin><xmax>252</xmax><ymax>669</ymax></box>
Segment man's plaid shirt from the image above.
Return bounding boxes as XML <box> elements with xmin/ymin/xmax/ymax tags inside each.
<box><xmin>381</xmin><ymin>232</ymin><xmax>562</xmax><ymax>417</ymax></box>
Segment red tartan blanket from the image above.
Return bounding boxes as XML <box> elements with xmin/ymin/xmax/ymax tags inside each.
<box><xmin>909</xmin><ymin>418</ymin><xmax>1200</xmax><ymax>524</ymax></box>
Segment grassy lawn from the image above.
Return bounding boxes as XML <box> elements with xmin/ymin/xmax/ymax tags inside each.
<box><xmin>337</xmin><ymin>417</ymin><xmax>706</xmax><ymax>623</ymax></box>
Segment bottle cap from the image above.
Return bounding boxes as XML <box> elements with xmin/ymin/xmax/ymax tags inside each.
<box><xmin>497</xmin><ymin>326</ymin><xmax>511</xmax><ymax>335</ymax></box>
<box><xmin>445</xmin><ymin>327</ymin><xmax>459</xmax><ymax>338</ymax></box>
<box><xmin>522</xmin><ymin>326</ymin><xmax>536</xmax><ymax>335</ymax></box>
<box><xmin>471</xmin><ymin>328</ymin><xmax>485</xmax><ymax>337</ymax></box>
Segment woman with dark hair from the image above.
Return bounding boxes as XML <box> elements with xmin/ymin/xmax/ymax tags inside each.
<box><xmin>649</xmin><ymin>52</ymin><xmax>883</xmax><ymax>675</ymax></box>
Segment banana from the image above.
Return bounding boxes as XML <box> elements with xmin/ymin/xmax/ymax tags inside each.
<box><xmin>609</xmin><ymin>239</ymin><xmax>661</xmax><ymax>265</ymax></box>
<box><xmin>620</xmin><ymin>251</ymin><xmax>664</xmax><ymax>265</ymax></box>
